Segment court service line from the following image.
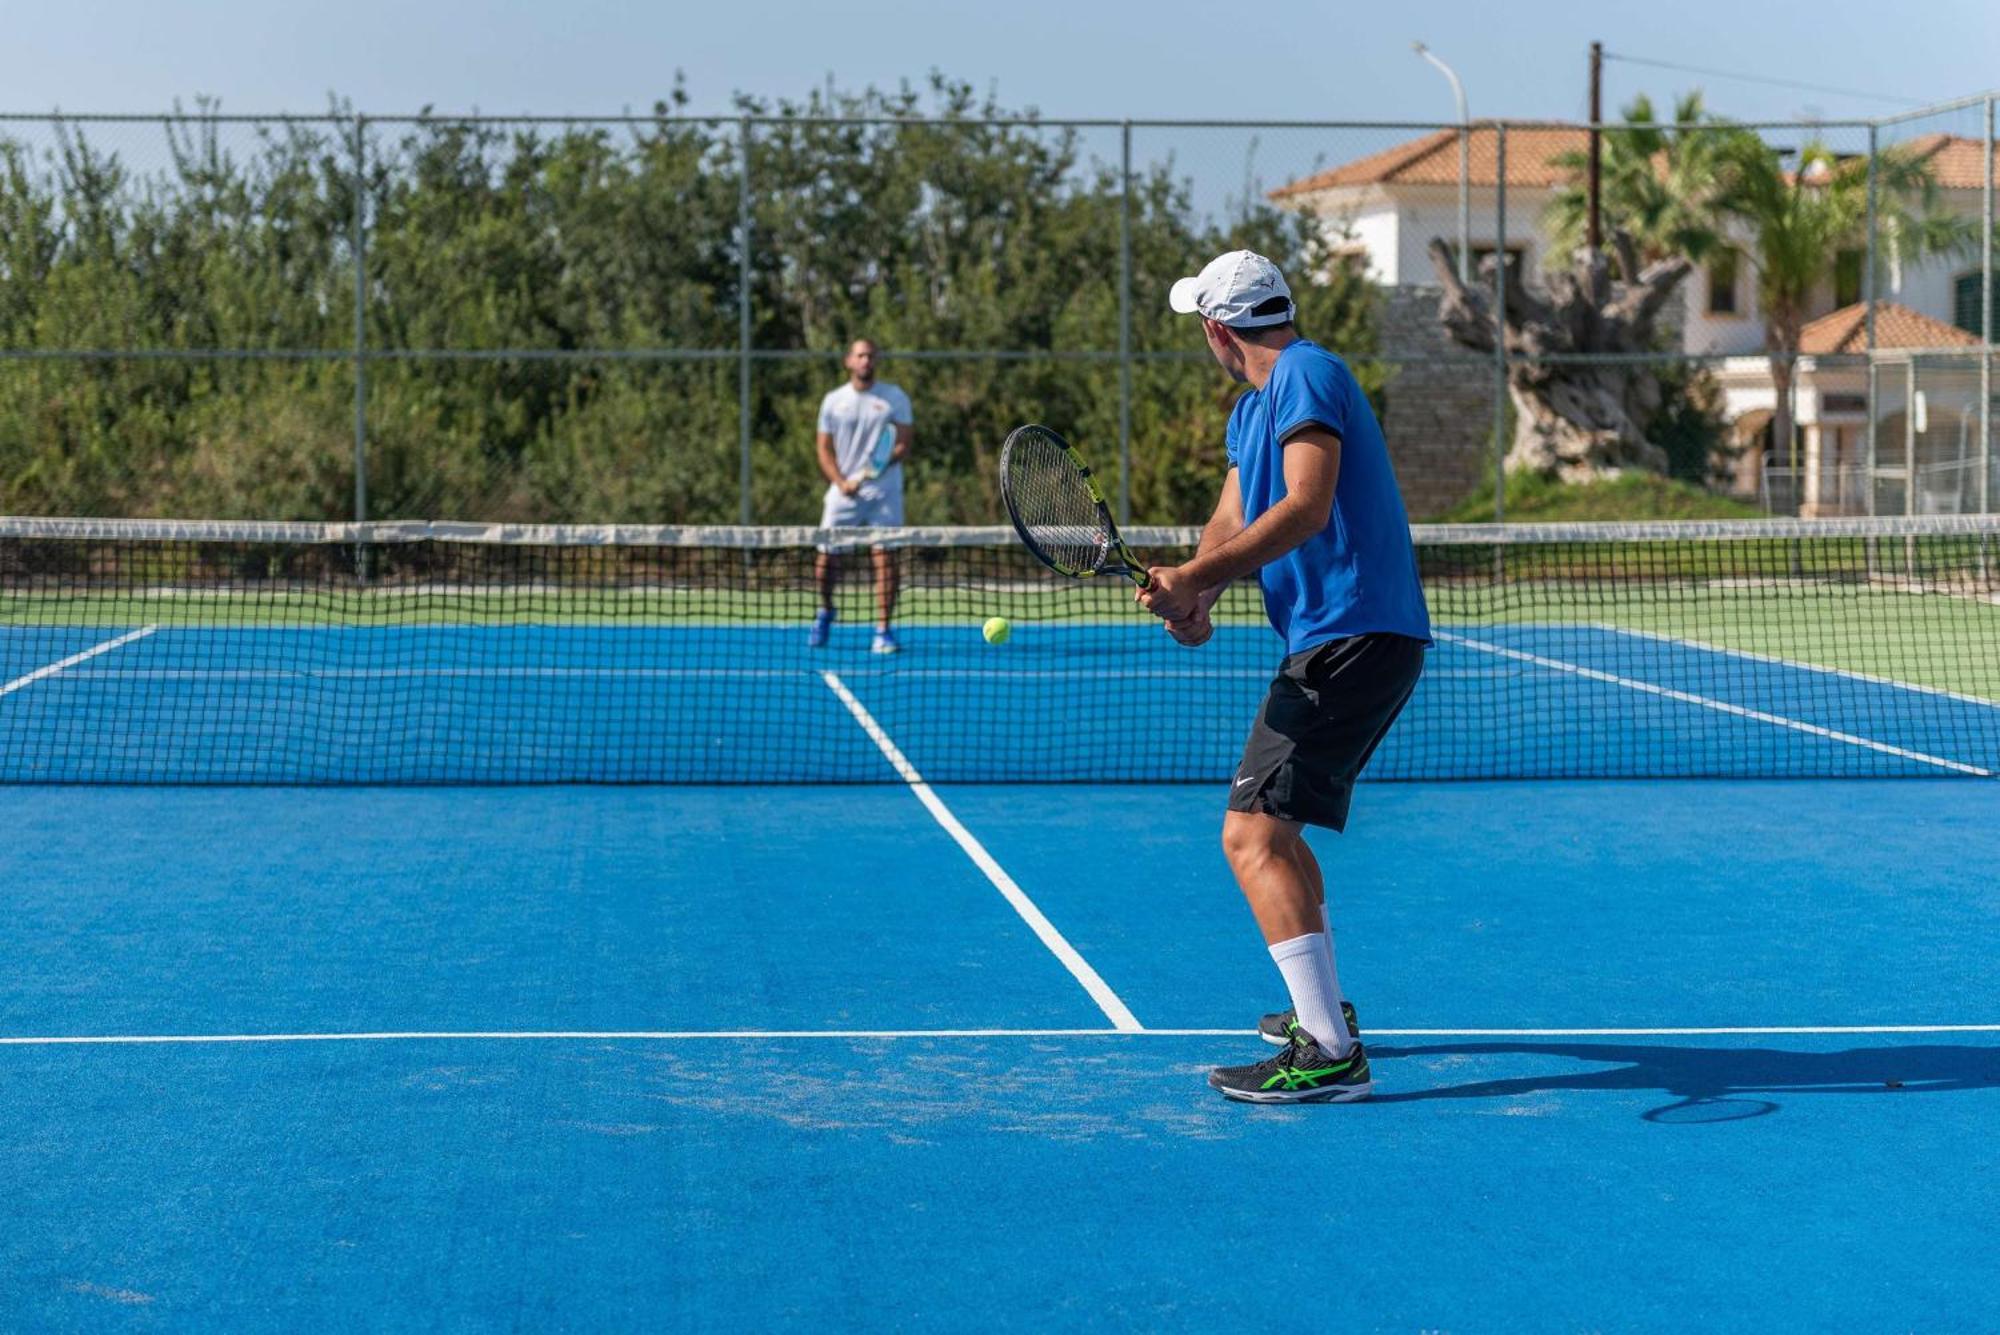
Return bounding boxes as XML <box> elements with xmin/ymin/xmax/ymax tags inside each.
<box><xmin>7</xmin><ymin>1024</ymin><xmax>2000</xmax><ymax>1047</ymax></box>
<box><xmin>0</xmin><ymin>625</ymin><xmax>160</xmax><ymax>698</ymax></box>
<box><xmin>1595</xmin><ymin>623</ymin><xmax>2000</xmax><ymax>712</ymax></box>
<box><xmin>1436</xmin><ymin>630</ymin><xmax>1991</xmax><ymax>776</ymax></box>
<box><xmin>819</xmin><ymin>669</ymin><xmax>1142</xmax><ymax>1032</ymax></box>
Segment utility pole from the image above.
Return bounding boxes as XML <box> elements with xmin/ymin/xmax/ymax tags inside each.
<box><xmin>1587</xmin><ymin>40</ymin><xmax>1603</xmax><ymax>252</ymax></box>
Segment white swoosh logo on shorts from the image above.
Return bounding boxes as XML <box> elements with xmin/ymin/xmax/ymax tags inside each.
<box><xmin>1234</xmin><ymin>775</ymin><xmax>1258</xmax><ymax>787</ymax></box>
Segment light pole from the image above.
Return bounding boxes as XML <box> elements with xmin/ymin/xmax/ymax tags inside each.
<box><xmin>1412</xmin><ymin>41</ymin><xmax>1470</xmax><ymax>284</ymax></box>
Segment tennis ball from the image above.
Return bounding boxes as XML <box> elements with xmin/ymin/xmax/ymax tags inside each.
<box><xmin>982</xmin><ymin>616</ymin><xmax>1012</xmax><ymax>645</ymax></box>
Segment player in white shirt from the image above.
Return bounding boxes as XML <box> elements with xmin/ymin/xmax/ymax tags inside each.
<box><xmin>809</xmin><ymin>338</ymin><xmax>913</xmax><ymax>654</ymax></box>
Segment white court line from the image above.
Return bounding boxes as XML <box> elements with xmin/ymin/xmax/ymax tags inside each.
<box><xmin>1436</xmin><ymin>630</ymin><xmax>1991</xmax><ymax>776</ymax></box>
<box><xmin>52</xmin><ymin>665</ymin><xmax>1511</xmax><ymax>682</ymax></box>
<box><xmin>48</xmin><ymin>666</ymin><xmax>1286</xmax><ymax>682</ymax></box>
<box><xmin>6</xmin><ymin>1024</ymin><xmax>2000</xmax><ymax>1047</ymax></box>
<box><xmin>1594</xmin><ymin>622</ymin><xmax>2000</xmax><ymax>712</ymax></box>
<box><xmin>0</xmin><ymin>625</ymin><xmax>160</xmax><ymax>698</ymax></box>
<box><xmin>820</xmin><ymin>668</ymin><xmax>1142</xmax><ymax>1032</ymax></box>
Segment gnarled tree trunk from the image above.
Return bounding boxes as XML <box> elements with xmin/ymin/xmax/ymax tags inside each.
<box><xmin>1427</xmin><ymin>235</ymin><xmax>1693</xmax><ymax>481</ymax></box>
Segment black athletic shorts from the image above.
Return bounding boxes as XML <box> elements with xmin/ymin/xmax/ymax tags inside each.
<box><xmin>1226</xmin><ymin>632</ymin><xmax>1426</xmax><ymax>832</ymax></box>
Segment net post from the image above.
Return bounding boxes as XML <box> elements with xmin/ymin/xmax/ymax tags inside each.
<box><xmin>351</xmin><ymin>113</ymin><xmax>370</xmax><ymax>582</ymax></box>
<box><xmin>738</xmin><ymin>116</ymin><xmax>754</xmax><ymax>526</ymax></box>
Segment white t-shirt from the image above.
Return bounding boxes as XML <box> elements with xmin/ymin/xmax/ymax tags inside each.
<box><xmin>817</xmin><ymin>381</ymin><xmax>913</xmax><ymax>483</ymax></box>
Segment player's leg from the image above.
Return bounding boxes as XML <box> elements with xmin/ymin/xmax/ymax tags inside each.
<box><xmin>1257</xmin><ymin>836</ymin><xmax>1359</xmax><ymax>1045</ymax></box>
<box><xmin>816</xmin><ymin>553</ymin><xmax>841</xmax><ymax>610</ymax></box>
<box><xmin>1221</xmin><ymin>810</ymin><xmax>1320</xmax><ymax>944</ymax></box>
<box><xmin>1294</xmin><ymin>835</ymin><xmax>1327</xmax><ymax>925</ymax></box>
<box><xmin>1208</xmin><ymin>806</ymin><xmax>1370</xmax><ymax>1103</ymax></box>
<box><xmin>810</xmin><ymin>486</ymin><xmax>852</xmax><ymax>648</ymax></box>
<box><xmin>808</xmin><ymin>553</ymin><xmax>840</xmax><ymax>647</ymax></box>
<box><xmin>1222</xmin><ymin>810</ymin><xmax>1349</xmax><ymax>1055</ymax></box>
<box><xmin>871</xmin><ymin>547</ymin><xmax>899</xmax><ymax>630</ymax></box>
<box><xmin>865</xmin><ymin>485</ymin><xmax>903</xmax><ymax>654</ymax></box>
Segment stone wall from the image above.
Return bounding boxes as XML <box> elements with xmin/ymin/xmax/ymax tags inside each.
<box><xmin>1373</xmin><ymin>285</ymin><xmax>1496</xmax><ymax>518</ymax></box>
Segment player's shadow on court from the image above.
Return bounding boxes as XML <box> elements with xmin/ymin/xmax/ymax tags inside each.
<box><xmin>1365</xmin><ymin>1041</ymin><xmax>2000</xmax><ymax>1121</ymax></box>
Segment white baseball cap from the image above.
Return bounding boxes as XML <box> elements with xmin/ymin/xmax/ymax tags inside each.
<box><xmin>1168</xmin><ymin>250</ymin><xmax>1295</xmax><ymax>327</ymax></box>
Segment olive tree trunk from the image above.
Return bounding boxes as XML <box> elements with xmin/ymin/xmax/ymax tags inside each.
<box><xmin>1428</xmin><ymin>234</ymin><xmax>1693</xmax><ymax>481</ymax></box>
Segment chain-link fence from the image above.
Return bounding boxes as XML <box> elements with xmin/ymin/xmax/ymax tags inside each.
<box><xmin>1</xmin><ymin>100</ymin><xmax>1994</xmax><ymax>524</ymax></box>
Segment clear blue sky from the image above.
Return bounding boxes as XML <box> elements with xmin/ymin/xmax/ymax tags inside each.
<box><xmin>7</xmin><ymin>0</ymin><xmax>1997</xmax><ymax>124</ymax></box>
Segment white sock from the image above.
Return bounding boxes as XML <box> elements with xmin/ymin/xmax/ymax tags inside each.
<box><xmin>1269</xmin><ymin>933</ymin><xmax>1351</xmax><ymax>1056</ymax></box>
<box><xmin>1316</xmin><ymin>904</ymin><xmax>1348</xmax><ymax>1035</ymax></box>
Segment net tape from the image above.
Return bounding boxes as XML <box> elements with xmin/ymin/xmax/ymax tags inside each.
<box><xmin>5</xmin><ymin>514</ymin><xmax>1999</xmax><ymax>546</ymax></box>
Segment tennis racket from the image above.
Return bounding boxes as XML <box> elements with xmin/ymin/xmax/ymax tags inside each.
<box><xmin>849</xmin><ymin>422</ymin><xmax>899</xmax><ymax>483</ymax></box>
<box><xmin>998</xmin><ymin>424</ymin><xmax>1150</xmax><ymax>588</ymax></box>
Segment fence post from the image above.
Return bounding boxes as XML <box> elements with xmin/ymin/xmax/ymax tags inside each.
<box><xmin>351</xmin><ymin>114</ymin><xmax>368</xmax><ymax>527</ymax></box>
<box><xmin>1983</xmin><ymin>96</ymin><xmax>1993</xmax><ymax>519</ymax></box>
<box><xmin>738</xmin><ymin>117</ymin><xmax>754</xmax><ymax>526</ymax></box>
<box><xmin>1864</xmin><ymin>124</ymin><xmax>1878</xmax><ymax>518</ymax></box>
<box><xmin>1492</xmin><ymin>124</ymin><xmax>1507</xmax><ymax>524</ymax></box>
<box><xmin>1118</xmin><ymin>120</ymin><xmax>1133</xmax><ymax>526</ymax></box>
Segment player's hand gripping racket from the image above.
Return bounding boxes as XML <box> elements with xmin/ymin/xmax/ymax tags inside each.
<box><xmin>847</xmin><ymin>422</ymin><xmax>899</xmax><ymax>485</ymax></box>
<box><xmin>998</xmin><ymin>424</ymin><xmax>1150</xmax><ymax>588</ymax></box>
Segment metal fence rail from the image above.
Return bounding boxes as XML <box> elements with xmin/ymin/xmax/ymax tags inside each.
<box><xmin>0</xmin><ymin>99</ymin><xmax>1994</xmax><ymax>524</ymax></box>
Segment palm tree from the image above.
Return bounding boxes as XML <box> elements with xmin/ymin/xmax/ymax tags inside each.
<box><xmin>1545</xmin><ymin>92</ymin><xmax>1738</xmax><ymax>273</ymax></box>
<box><xmin>1714</xmin><ymin>136</ymin><xmax>1970</xmax><ymax>469</ymax></box>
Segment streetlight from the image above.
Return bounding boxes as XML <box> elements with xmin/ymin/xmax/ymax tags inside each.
<box><xmin>1412</xmin><ymin>41</ymin><xmax>1471</xmax><ymax>285</ymax></box>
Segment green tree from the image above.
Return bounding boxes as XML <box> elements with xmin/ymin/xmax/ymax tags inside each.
<box><xmin>1545</xmin><ymin>92</ymin><xmax>1735</xmax><ymax>267</ymax></box>
<box><xmin>0</xmin><ymin>76</ymin><xmax>1377</xmax><ymax>525</ymax></box>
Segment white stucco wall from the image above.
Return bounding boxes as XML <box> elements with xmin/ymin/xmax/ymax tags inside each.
<box><xmin>1288</xmin><ymin>180</ymin><xmax>1989</xmax><ymax>358</ymax></box>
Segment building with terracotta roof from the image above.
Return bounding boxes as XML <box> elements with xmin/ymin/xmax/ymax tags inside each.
<box><xmin>1713</xmin><ymin>301</ymin><xmax>1985</xmax><ymax>515</ymax></box>
<box><xmin>1270</xmin><ymin>127</ymin><xmax>1997</xmax><ymax>514</ymax></box>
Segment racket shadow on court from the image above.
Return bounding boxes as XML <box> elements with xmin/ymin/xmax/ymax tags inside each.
<box><xmin>1361</xmin><ymin>1041</ymin><xmax>2000</xmax><ymax>1123</ymax></box>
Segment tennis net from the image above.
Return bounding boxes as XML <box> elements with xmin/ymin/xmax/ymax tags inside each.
<box><xmin>2</xmin><ymin>515</ymin><xmax>1996</xmax><ymax>784</ymax></box>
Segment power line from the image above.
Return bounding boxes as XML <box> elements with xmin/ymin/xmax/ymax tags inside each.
<box><xmin>1602</xmin><ymin>52</ymin><xmax>1929</xmax><ymax>109</ymax></box>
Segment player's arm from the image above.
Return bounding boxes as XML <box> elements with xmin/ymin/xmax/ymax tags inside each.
<box><xmin>817</xmin><ymin>431</ymin><xmax>858</xmax><ymax>495</ymax></box>
<box><xmin>889</xmin><ymin>422</ymin><xmax>913</xmax><ymax>467</ymax></box>
<box><xmin>1140</xmin><ymin>426</ymin><xmax>1340</xmax><ymax>621</ymax></box>
<box><xmin>1158</xmin><ymin>468</ymin><xmax>1245</xmax><ymax>647</ymax></box>
<box><xmin>1189</xmin><ymin>467</ymin><xmax>1245</xmax><ymax>618</ymax></box>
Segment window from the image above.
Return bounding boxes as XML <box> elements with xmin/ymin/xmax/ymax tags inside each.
<box><xmin>1834</xmin><ymin>250</ymin><xmax>1863</xmax><ymax>308</ymax></box>
<box><xmin>1706</xmin><ymin>249</ymin><xmax>1740</xmax><ymax>315</ymax></box>
<box><xmin>1953</xmin><ymin>271</ymin><xmax>1985</xmax><ymax>337</ymax></box>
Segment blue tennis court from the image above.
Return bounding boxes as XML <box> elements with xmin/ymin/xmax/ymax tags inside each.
<box><xmin>4</xmin><ymin>779</ymin><xmax>1998</xmax><ymax>1329</ymax></box>
<box><xmin>5</xmin><ymin>587</ymin><xmax>2000</xmax><ymax>1328</ymax></box>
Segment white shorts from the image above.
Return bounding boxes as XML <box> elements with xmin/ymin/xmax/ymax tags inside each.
<box><xmin>818</xmin><ymin>479</ymin><xmax>904</xmax><ymax>552</ymax></box>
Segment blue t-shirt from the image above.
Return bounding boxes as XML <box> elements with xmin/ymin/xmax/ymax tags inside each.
<box><xmin>1224</xmin><ymin>340</ymin><xmax>1431</xmax><ymax>654</ymax></box>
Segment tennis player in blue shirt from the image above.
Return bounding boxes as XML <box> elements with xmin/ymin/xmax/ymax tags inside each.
<box><xmin>1139</xmin><ymin>249</ymin><xmax>1431</xmax><ymax>1103</ymax></box>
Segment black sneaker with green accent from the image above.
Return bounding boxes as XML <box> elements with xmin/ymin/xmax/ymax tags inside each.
<box><xmin>1209</xmin><ymin>1024</ymin><xmax>1372</xmax><ymax>1104</ymax></box>
<box><xmin>1259</xmin><ymin>1000</ymin><xmax>1359</xmax><ymax>1047</ymax></box>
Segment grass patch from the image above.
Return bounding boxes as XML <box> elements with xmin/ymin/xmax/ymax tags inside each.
<box><xmin>1430</xmin><ymin>472</ymin><xmax>1766</xmax><ymax>524</ymax></box>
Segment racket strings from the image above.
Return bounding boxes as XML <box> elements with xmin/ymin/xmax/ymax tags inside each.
<box><xmin>1003</xmin><ymin>429</ymin><xmax>1112</xmax><ymax>575</ymax></box>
